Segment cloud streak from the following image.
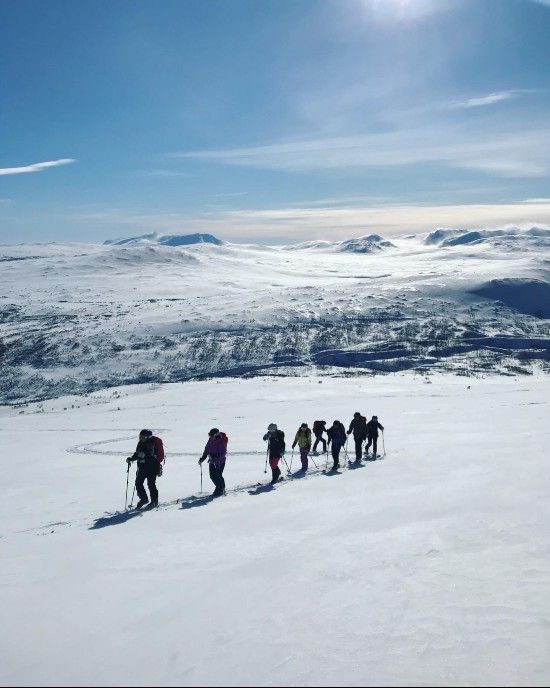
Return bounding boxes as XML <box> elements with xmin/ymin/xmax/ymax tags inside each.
<box><xmin>454</xmin><ymin>90</ymin><xmax>523</xmax><ymax>109</ymax></box>
<box><xmin>0</xmin><ymin>159</ymin><xmax>75</xmax><ymax>176</ymax></box>
<box><xmin>77</xmin><ymin>199</ymin><xmax>550</xmax><ymax>243</ymax></box>
<box><xmin>176</xmin><ymin>123</ymin><xmax>550</xmax><ymax>178</ymax></box>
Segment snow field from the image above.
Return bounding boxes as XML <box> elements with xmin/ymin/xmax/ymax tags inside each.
<box><xmin>1</xmin><ymin>373</ymin><xmax>550</xmax><ymax>686</ymax></box>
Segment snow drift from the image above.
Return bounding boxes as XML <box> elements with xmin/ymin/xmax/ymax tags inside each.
<box><xmin>425</xmin><ymin>226</ymin><xmax>550</xmax><ymax>249</ymax></box>
<box><xmin>284</xmin><ymin>234</ymin><xmax>394</xmax><ymax>253</ymax></box>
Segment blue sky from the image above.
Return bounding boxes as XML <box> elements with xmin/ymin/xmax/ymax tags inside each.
<box><xmin>1</xmin><ymin>0</ymin><xmax>550</xmax><ymax>243</ymax></box>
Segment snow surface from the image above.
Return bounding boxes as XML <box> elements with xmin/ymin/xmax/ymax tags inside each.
<box><xmin>1</xmin><ymin>373</ymin><xmax>549</xmax><ymax>686</ymax></box>
<box><xmin>1</xmin><ymin>228</ymin><xmax>549</xmax><ymax>403</ymax></box>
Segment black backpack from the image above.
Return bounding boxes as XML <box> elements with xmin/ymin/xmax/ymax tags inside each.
<box><xmin>270</xmin><ymin>430</ymin><xmax>286</xmax><ymax>455</ymax></box>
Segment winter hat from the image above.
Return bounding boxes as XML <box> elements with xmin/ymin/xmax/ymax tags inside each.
<box><xmin>139</xmin><ymin>429</ymin><xmax>153</xmax><ymax>437</ymax></box>
<box><xmin>209</xmin><ymin>427</ymin><xmax>219</xmax><ymax>437</ymax></box>
<box><xmin>268</xmin><ymin>423</ymin><xmax>277</xmax><ymax>432</ymax></box>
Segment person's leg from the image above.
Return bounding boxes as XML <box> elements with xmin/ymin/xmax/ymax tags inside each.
<box><xmin>147</xmin><ymin>470</ymin><xmax>158</xmax><ymax>505</ymax></box>
<box><xmin>135</xmin><ymin>469</ymin><xmax>148</xmax><ymax>506</ymax></box>
<box><xmin>300</xmin><ymin>447</ymin><xmax>309</xmax><ymax>470</ymax></box>
<box><xmin>372</xmin><ymin>436</ymin><xmax>378</xmax><ymax>459</ymax></box>
<box><xmin>365</xmin><ymin>436</ymin><xmax>372</xmax><ymax>457</ymax></box>
<box><xmin>331</xmin><ymin>444</ymin><xmax>339</xmax><ymax>469</ymax></box>
<box><xmin>321</xmin><ymin>436</ymin><xmax>327</xmax><ymax>453</ymax></box>
<box><xmin>209</xmin><ymin>462</ymin><xmax>219</xmax><ymax>494</ymax></box>
<box><xmin>269</xmin><ymin>456</ymin><xmax>280</xmax><ymax>483</ymax></box>
<box><xmin>218</xmin><ymin>462</ymin><xmax>226</xmax><ymax>492</ymax></box>
<box><xmin>354</xmin><ymin>436</ymin><xmax>363</xmax><ymax>461</ymax></box>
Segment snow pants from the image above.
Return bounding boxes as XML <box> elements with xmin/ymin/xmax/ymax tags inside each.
<box><xmin>354</xmin><ymin>434</ymin><xmax>366</xmax><ymax>461</ymax></box>
<box><xmin>313</xmin><ymin>433</ymin><xmax>327</xmax><ymax>453</ymax></box>
<box><xmin>365</xmin><ymin>435</ymin><xmax>378</xmax><ymax>458</ymax></box>
<box><xmin>300</xmin><ymin>447</ymin><xmax>310</xmax><ymax>470</ymax></box>
<box><xmin>269</xmin><ymin>456</ymin><xmax>281</xmax><ymax>483</ymax></box>
<box><xmin>209</xmin><ymin>461</ymin><xmax>226</xmax><ymax>495</ymax></box>
<box><xmin>135</xmin><ymin>465</ymin><xmax>158</xmax><ymax>504</ymax></box>
<box><xmin>331</xmin><ymin>443</ymin><xmax>343</xmax><ymax>468</ymax></box>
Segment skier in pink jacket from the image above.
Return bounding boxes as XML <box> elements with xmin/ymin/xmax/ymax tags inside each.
<box><xmin>198</xmin><ymin>428</ymin><xmax>228</xmax><ymax>497</ymax></box>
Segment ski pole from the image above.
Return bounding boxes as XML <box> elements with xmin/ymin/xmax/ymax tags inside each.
<box><xmin>200</xmin><ymin>462</ymin><xmax>203</xmax><ymax>493</ymax></box>
<box><xmin>264</xmin><ymin>447</ymin><xmax>269</xmax><ymax>474</ymax></box>
<box><xmin>125</xmin><ymin>462</ymin><xmax>130</xmax><ymax>510</ymax></box>
<box><xmin>309</xmin><ymin>452</ymin><xmax>319</xmax><ymax>470</ymax></box>
<box><xmin>325</xmin><ymin>446</ymin><xmax>329</xmax><ymax>472</ymax></box>
<box><xmin>289</xmin><ymin>449</ymin><xmax>294</xmax><ymax>472</ymax></box>
<box><xmin>382</xmin><ymin>430</ymin><xmax>386</xmax><ymax>456</ymax></box>
<box><xmin>281</xmin><ymin>454</ymin><xmax>291</xmax><ymax>475</ymax></box>
<box><xmin>130</xmin><ymin>475</ymin><xmax>136</xmax><ymax>508</ymax></box>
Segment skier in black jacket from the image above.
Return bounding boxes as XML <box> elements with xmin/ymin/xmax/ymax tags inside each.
<box><xmin>126</xmin><ymin>429</ymin><xmax>164</xmax><ymax>509</ymax></box>
<box><xmin>327</xmin><ymin>420</ymin><xmax>346</xmax><ymax>470</ymax></box>
<box><xmin>347</xmin><ymin>412</ymin><xmax>367</xmax><ymax>462</ymax></box>
<box><xmin>312</xmin><ymin>420</ymin><xmax>327</xmax><ymax>455</ymax></box>
<box><xmin>365</xmin><ymin>416</ymin><xmax>384</xmax><ymax>459</ymax></box>
<box><xmin>263</xmin><ymin>423</ymin><xmax>286</xmax><ymax>483</ymax></box>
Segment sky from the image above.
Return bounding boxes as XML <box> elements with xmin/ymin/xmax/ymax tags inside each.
<box><xmin>1</xmin><ymin>0</ymin><xmax>550</xmax><ymax>244</ymax></box>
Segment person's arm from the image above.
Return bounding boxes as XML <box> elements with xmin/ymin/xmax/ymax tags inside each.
<box><xmin>292</xmin><ymin>431</ymin><xmax>298</xmax><ymax>449</ymax></box>
<box><xmin>199</xmin><ymin>439</ymin><xmax>212</xmax><ymax>463</ymax></box>
<box><xmin>378</xmin><ymin>422</ymin><xmax>384</xmax><ymax>432</ymax></box>
<box><xmin>347</xmin><ymin>419</ymin><xmax>354</xmax><ymax>434</ymax></box>
<box><xmin>263</xmin><ymin>432</ymin><xmax>270</xmax><ymax>442</ymax></box>
<box><xmin>126</xmin><ymin>445</ymin><xmax>138</xmax><ymax>464</ymax></box>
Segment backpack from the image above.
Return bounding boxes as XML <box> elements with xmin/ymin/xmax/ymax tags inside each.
<box><xmin>270</xmin><ymin>430</ymin><xmax>285</xmax><ymax>455</ymax></box>
<box><xmin>152</xmin><ymin>436</ymin><xmax>165</xmax><ymax>476</ymax></box>
<box><xmin>313</xmin><ymin>420</ymin><xmax>325</xmax><ymax>434</ymax></box>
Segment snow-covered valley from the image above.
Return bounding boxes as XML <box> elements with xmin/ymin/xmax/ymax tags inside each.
<box><xmin>1</xmin><ymin>227</ymin><xmax>549</xmax><ymax>404</ymax></box>
<box><xmin>1</xmin><ymin>373</ymin><xmax>549</xmax><ymax>686</ymax></box>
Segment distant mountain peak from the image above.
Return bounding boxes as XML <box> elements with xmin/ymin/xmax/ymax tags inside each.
<box><xmin>104</xmin><ymin>232</ymin><xmax>223</xmax><ymax>247</ymax></box>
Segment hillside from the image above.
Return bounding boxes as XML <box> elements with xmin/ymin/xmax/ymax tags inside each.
<box><xmin>2</xmin><ymin>373</ymin><xmax>549</xmax><ymax>686</ymax></box>
<box><xmin>0</xmin><ymin>228</ymin><xmax>549</xmax><ymax>403</ymax></box>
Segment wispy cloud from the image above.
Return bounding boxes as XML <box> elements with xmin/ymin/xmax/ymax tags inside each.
<box><xmin>142</xmin><ymin>169</ymin><xmax>192</xmax><ymax>178</ymax></box>
<box><xmin>0</xmin><ymin>158</ymin><xmax>75</xmax><ymax>176</ymax></box>
<box><xmin>219</xmin><ymin>201</ymin><xmax>550</xmax><ymax>239</ymax></box>
<box><xmin>453</xmin><ymin>90</ymin><xmax>523</xmax><ymax>109</ymax></box>
<box><xmin>75</xmin><ymin>199</ymin><xmax>550</xmax><ymax>243</ymax></box>
<box><xmin>176</xmin><ymin>123</ymin><xmax>550</xmax><ymax>178</ymax></box>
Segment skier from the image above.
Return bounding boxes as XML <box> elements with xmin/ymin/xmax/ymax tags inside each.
<box><xmin>263</xmin><ymin>423</ymin><xmax>286</xmax><ymax>483</ymax></box>
<box><xmin>198</xmin><ymin>428</ymin><xmax>228</xmax><ymax>497</ymax></box>
<box><xmin>365</xmin><ymin>415</ymin><xmax>384</xmax><ymax>459</ymax></box>
<box><xmin>347</xmin><ymin>411</ymin><xmax>367</xmax><ymax>463</ymax></box>
<box><xmin>292</xmin><ymin>423</ymin><xmax>312</xmax><ymax>471</ymax></box>
<box><xmin>126</xmin><ymin>429</ymin><xmax>165</xmax><ymax>509</ymax></box>
<box><xmin>327</xmin><ymin>420</ymin><xmax>346</xmax><ymax>470</ymax></box>
<box><xmin>312</xmin><ymin>420</ymin><xmax>327</xmax><ymax>455</ymax></box>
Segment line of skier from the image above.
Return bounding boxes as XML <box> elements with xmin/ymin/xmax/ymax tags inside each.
<box><xmin>125</xmin><ymin>412</ymin><xmax>384</xmax><ymax>509</ymax></box>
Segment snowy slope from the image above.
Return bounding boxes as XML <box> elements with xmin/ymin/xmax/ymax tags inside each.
<box><xmin>1</xmin><ymin>373</ymin><xmax>549</xmax><ymax>686</ymax></box>
<box><xmin>1</xmin><ymin>228</ymin><xmax>549</xmax><ymax>403</ymax></box>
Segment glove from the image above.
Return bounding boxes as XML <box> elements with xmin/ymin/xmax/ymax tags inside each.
<box><xmin>198</xmin><ymin>457</ymin><xmax>204</xmax><ymax>465</ymax></box>
<box><xmin>126</xmin><ymin>457</ymin><xmax>132</xmax><ymax>465</ymax></box>
<box><xmin>157</xmin><ymin>464</ymin><xmax>163</xmax><ymax>477</ymax></box>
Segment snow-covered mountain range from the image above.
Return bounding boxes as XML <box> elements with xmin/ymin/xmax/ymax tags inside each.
<box><xmin>1</xmin><ymin>227</ymin><xmax>549</xmax><ymax>403</ymax></box>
